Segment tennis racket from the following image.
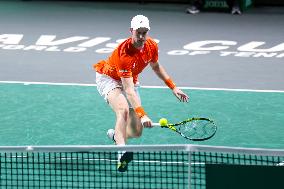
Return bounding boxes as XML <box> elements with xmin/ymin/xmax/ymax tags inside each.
<box><xmin>152</xmin><ymin>117</ymin><xmax>217</xmax><ymax>141</ymax></box>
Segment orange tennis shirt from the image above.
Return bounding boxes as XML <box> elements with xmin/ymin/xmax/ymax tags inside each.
<box><xmin>94</xmin><ymin>37</ymin><xmax>158</xmax><ymax>84</ymax></box>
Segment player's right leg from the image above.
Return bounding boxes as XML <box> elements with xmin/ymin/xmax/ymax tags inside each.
<box><xmin>96</xmin><ymin>72</ymin><xmax>129</xmax><ymax>145</ymax></box>
<box><xmin>96</xmin><ymin>72</ymin><xmax>133</xmax><ymax>172</ymax></box>
<box><xmin>107</xmin><ymin>89</ymin><xmax>134</xmax><ymax>172</ymax></box>
<box><xmin>107</xmin><ymin>88</ymin><xmax>130</xmax><ymax>145</ymax></box>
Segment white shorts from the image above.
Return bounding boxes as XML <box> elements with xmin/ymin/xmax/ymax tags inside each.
<box><xmin>96</xmin><ymin>72</ymin><xmax>140</xmax><ymax>107</ymax></box>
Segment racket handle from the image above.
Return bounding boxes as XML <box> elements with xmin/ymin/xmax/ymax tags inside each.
<box><xmin>141</xmin><ymin>121</ymin><xmax>160</xmax><ymax>127</ymax></box>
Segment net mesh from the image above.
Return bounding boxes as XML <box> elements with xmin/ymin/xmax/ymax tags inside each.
<box><xmin>1</xmin><ymin>145</ymin><xmax>284</xmax><ymax>189</ymax></box>
<box><xmin>0</xmin><ymin>147</ymin><xmax>189</xmax><ymax>189</ymax></box>
<box><xmin>190</xmin><ymin>146</ymin><xmax>284</xmax><ymax>189</ymax></box>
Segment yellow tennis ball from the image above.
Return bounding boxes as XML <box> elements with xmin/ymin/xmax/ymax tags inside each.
<box><xmin>159</xmin><ymin>118</ymin><xmax>168</xmax><ymax>126</ymax></box>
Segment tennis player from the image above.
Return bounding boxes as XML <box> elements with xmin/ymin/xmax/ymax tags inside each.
<box><xmin>94</xmin><ymin>15</ymin><xmax>189</xmax><ymax>171</ymax></box>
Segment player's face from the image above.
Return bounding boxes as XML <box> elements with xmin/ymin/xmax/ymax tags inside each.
<box><xmin>131</xmin><ymin>27</ymin><xmax>149</xmax><ymax>48</ymax></box>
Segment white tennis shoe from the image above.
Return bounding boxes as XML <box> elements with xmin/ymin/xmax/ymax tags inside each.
<box><xmin>107</xmin><ymin>129</ymin><xmax>116</xmax><ymax>143</ymax></box>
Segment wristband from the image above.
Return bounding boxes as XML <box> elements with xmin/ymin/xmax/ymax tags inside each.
<box><xmin>134</xmin><ymin>106</ymin><xmax>146</xmax><ymax>118</ymax></box>
<box><xmin>164</xmin><ymin>78</ymin><xmax>176</xmax><ymax>90</ymax></box>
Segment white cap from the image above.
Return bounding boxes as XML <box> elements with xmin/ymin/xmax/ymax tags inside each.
<box><xmin>131</xmin><ymin>15</ymin><xmax>150</xmax><ymax>30</ymax></box>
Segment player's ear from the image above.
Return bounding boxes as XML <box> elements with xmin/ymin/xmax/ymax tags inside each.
<box><xmin>129</xmin><ymin>28</ymin><xmax>133</xmax><ymax>33</ymax></box>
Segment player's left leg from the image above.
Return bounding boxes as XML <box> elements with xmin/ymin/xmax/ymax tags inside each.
<box><xmin>126</xmin><ymin>109</ymin><xmax>143</xmax><ymax>139</ymax></box>
<box><xmin>125</xmin><ymin>86</ymin><xmax>144</xmax><ymax>139</ymax></box>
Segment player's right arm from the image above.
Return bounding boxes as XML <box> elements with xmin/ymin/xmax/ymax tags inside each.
<box><xmin>121</xmin><ymin>77</ymin><xmax>152</xmax><ymax>127</ymax></box>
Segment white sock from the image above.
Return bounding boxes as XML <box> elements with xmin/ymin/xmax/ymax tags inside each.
<box><xmin>117</xmin><ymin>144</ymin><xmax>126</xmax><ymax>161</ymax></box>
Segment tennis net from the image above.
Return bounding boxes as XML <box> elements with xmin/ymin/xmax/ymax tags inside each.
<box><xmin>0</xmin><ymin>145</ymin><xmax>189</xmax><ymax>189</ymax></box>
<box><xmin>0</xmin><ymin>145</ymin><xmax>284</xmax><ymax>189</ymax></box>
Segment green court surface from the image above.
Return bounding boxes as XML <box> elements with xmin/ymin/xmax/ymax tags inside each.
<box><xmin>0</xmin><ymin>83</ymin><xmax>284</xmax><ymax>149</ymax></box>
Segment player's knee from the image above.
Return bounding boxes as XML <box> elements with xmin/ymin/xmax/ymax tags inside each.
<box><xmin>131</xmin><ymin>132</ymin><xmax>142</xmax><ymax>138</ymax></box>
<box><xmin>136</xmin><ymin>131</ymin><xmax>142</xmax><ymax>138</ymax></box>
<box><xmin>132</xmin><ymin>129</ymin><xmax>142</xmax><ymax>138</ymax></box>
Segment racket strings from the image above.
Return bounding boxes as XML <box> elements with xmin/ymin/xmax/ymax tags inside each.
<box><xmin>179</xmin><ymin>120</ymin><xmax>215</xmax><ymax>139</ymax></box>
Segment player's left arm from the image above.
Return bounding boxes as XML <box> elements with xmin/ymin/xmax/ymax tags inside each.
<box><xmin>150</xmin><ymin>62</ymin><xmax>189</xmax><ymax>102</ymax></box>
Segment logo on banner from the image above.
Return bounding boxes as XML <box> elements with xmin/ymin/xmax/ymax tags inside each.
<box><xmin>0</xmin><ymin>34</ymin><xmax>283</xmax><ymax>58</ymax></box>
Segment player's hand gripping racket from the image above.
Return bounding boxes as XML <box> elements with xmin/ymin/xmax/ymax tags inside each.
<box><xmin>152</xmin><ymin>117</ymin><xmax>217</xmax><ymax>141</ymax></box>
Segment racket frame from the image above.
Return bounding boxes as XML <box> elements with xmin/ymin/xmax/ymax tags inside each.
<box><xmin>152</xmin><ymin>117</ymin><xmax>217</xmax><ymax>141</ymax></box>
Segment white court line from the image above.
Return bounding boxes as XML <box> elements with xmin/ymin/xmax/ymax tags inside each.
<box><xmin>0</xmin><ymin>80</ymin><xmax>284</xmax><ymax>93</ymax></box>
<box><xmin>8</xmin><ymin>156</ymin><xmax>192</xmax><ymax>165</ymax></box>
<box><xmin>60</xmin><ymin>157</ymin><xmax>191</xmax><ymax>165</ymax></box>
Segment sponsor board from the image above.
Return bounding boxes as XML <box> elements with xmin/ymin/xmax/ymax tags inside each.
<box><xmin>1</xmin><ymin>34</ymin><xmax>283</xmax><ymax>58</ymax></box>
